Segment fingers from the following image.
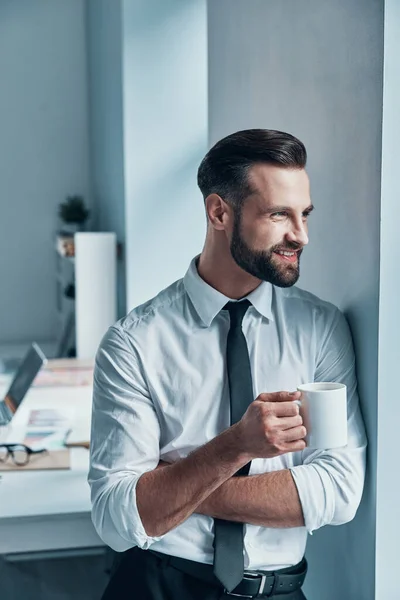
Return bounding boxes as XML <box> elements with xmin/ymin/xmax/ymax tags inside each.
<box><xmin>278</xmin><ymin>414</ymin><xmax>303</xmax><ymax>430</ymax></box>
<box><xmin>273</xmin><ymin>401</ymin><xmax>301</xmax><ymax>418</ymax></box>
<box><xmin>281</xmin><ymin>425</ymin><xmax>307</xmax><ymax>443</ymax></box>
<box><xmin>282</xmin><ymin>439</ymin><xmax>307</xmax><ymax>453</ymax></box>
<box><xmin>263</xmin><ymin>424</ymin><xmax>307</xmax><ymax>455</ymax></box>
<box><xmin>253</xmin><ymin>399</ymin><xmax>300</xmax><ymax>418</ymax></box>
<box><xmin>259</xmin><ymin>391</ymin><xmax>301</xmax><ymax>403</ymax></box>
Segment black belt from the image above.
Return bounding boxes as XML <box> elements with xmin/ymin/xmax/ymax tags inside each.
<box><xmin>149</xmin><ymin>549</ymin><xmax>307</xmax><ymax>598</ymax></box>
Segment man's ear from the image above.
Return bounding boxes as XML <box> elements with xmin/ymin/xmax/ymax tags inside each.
<box><xmin>205</xmin><ymin>194</ymin><xmax>232</xmax><ymax>231</ymax></box>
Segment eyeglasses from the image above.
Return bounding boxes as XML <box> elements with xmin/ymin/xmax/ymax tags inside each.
<box><xmin>0</xmin><ymin>444</ymin><xmax>48</xmax><ymax>466</ymax></box>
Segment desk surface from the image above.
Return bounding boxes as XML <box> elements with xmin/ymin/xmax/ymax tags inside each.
<box><xmin>0</xmin><ymin>360</ymin><xmax>104</xmax><ymax>554</ymax></box>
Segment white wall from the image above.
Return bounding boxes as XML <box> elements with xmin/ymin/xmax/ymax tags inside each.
<box><xmin>0</xmin><ymin>0</ymin><xmax>90</xmax><ymax>345</ymax></box>
<box><xmin>86</xmin><ymin>0</ymin><xmax>126</xmax><ymax>319</ymax></box>
<box><xmin>208</xmin><ymin>1</ymin><xmax>383</xmax><ymax>598</ymax></box>
<box><xmin>122</xmin><ymin>0</ymin><xmax>208</xmax><ymax>311</ymax></box>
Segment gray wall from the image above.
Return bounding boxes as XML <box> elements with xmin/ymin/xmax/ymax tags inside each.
<box><xmin>0</xmin><ymin>0</ymin><xmax>90</xmax><ymax>345</ymax></box>
<box><xmin>208</xmin><ymin>1</ymin><xmax>383</xmax><ymax>599</ymax></box>
<box><xmin>86</xmin><ymin>0</ymin><xmax>126</xmax><ymax>319</ymax></box>
<box><xmin>375</xmin><ymin>1</ymin><xmax>400</xmax><ymax>597</ymax></box>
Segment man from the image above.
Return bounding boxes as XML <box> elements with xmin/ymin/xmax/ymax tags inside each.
<box><xmin>89</xmin><ymin>129</ymin><xmax>367</xmax><ymax>600</ymax></box>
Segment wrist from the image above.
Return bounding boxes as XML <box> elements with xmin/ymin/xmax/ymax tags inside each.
<box><xmin>223</xmin><ymin>422</ymin><xmax>253</xmax><ymax>465</ymax></box>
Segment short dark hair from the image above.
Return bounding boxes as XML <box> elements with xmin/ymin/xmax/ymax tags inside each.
<box><xmin>197</xmin><ymin>129</ymin><xmax>307</xmax><ymax>210</ymax></box>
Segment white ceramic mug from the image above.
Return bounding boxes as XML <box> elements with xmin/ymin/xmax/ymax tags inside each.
<box><xmin>296</xmin><ymin>382</ymin><xmax>348</xmax><ymax>449</ymax></box>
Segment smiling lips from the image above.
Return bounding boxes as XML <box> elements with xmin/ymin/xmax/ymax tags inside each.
<box><xmin>273</xmin><ymin>250</ymin><xmax>299</xmax><ymax>263</ymax></box>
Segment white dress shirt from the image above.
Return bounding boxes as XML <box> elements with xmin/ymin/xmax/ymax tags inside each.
<box><xmin>89</xmin><ymin>256</ymin><xmax>367</xmax><ymax>571</ymax></box>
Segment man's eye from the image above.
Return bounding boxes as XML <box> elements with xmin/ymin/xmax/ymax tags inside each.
<box><xmin>270</xmin><ymin>211</ymin><xmax>312</xmax><ymax>219</ymax></box>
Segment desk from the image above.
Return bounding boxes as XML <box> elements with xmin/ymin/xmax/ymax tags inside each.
<box><xmin>0</xmin><ymin>360</ymin><xmax>105</xmax><ymax>559</ymax></box>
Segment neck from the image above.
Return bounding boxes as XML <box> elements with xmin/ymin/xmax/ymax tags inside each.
<box><xmin>197</xmin><ymin>244</ymin><xmax>262</xmax><ymax>300</ymax></box>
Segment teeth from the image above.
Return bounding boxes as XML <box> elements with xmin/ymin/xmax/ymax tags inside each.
<box><xmin>276</xmin><ymin>251</ymin><xmax>295</xmax><ymax>256</ymax></box>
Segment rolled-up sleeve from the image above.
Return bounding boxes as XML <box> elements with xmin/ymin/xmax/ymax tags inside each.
<box><xmin>88</xmin><ymin>324</ymin><xmax>163</xmax><ymax>552</ymax></box>
<box><xmin>290</xmin><ymin>308</ymin><xmax>367</xmax><ymax>534</ymax></box>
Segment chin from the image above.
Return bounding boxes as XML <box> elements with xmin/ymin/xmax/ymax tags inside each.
<box><xmin>273</xmin><ymin>277</ymin><xmax>299</xmax><ymax>288</ymax></box>
<box><xmin>249</xmin><ymin>268</ymin><xmax>300</xmax><ymax>288</ymax></box>
<box><xmin>266</xmin><ymin>268</ymin><xmax>300</xmax><ymax>288</ymax></box>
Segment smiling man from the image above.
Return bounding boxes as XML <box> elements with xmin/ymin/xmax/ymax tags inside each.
<box><xmin>89</xmin><ymin>129</ymin><xmax>367</xmax><ymax>600</ymax></box>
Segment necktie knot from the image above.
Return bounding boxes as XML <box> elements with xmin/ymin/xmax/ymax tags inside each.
<box><xmin>223</xmin><ymin>299</ymin><xmax>251</xmax><ymax>326</ymax></box>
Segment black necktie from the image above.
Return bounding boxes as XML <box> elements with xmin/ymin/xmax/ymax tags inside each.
<box><xmin>213</xmin><ymin>299</ymin><xmax>253</xmax><ymax>593</ymax></box>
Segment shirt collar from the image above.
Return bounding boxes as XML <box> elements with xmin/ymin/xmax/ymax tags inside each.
<box><xmin>183</xmin><ymin>256</ymin><xmax>274</xmax><ymax>327</ymax></box>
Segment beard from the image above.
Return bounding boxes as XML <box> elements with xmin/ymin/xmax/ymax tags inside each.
<box><xmin>230</xmin><ymin>212</ymin><xmax>303</xmax><ymax>288</ymax></box>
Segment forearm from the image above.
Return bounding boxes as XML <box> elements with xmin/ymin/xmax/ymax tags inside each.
<box><xmin>136</xmin><ymin>425</ymin><xmax>250</xmax><ymax>537</ymax></box>
<box><xmin>196</xmin><ymin>469</ymin><xmax>305</xmax><ymax>528</ymax></box>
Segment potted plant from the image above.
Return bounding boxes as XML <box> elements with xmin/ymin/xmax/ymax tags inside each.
<box><xmin>58</xmin><ymin>195</ymin><xmax>90</xmax><ymax>235</ymax></box>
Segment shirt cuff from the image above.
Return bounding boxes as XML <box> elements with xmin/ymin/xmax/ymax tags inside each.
<box><xmin>92</xmin><ymin>473</ymin><xmax>164</xmax><ymax>552</ymax></box>
<box><xmin>289</xmin><ymin>463</ymin><xmax>335</xmax><ymax>534</ymax></box>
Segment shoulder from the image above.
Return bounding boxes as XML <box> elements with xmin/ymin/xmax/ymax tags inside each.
<box><xmin>96</xmin><ymin>278</ymin><xmax>186</xmax><ymax>362</ymax></box>
<box><xmin>275</xmin><ymin>285</ymin><xmax>342</xmax><ymax>331</ymax></box>
<box><xmin>111</xmin><ymin>277</ymin><xmax>187</xmax><ymax>338</ymax></box>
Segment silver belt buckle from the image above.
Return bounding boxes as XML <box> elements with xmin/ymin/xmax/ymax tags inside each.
<box><xmin>224</xmin><ymin>572</ymin><xmax>268</xmax><ymax>598</ymax></box>
<box><xmin>247</xmin><ymin>573</ymin><xmax>268</xmax><ymax>596</ymax></box>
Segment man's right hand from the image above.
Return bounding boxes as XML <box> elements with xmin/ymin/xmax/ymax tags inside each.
<box><xmin>234</xmin><ymin>391</ymin><xmax>307</xmax><ymax>459</ymax></box>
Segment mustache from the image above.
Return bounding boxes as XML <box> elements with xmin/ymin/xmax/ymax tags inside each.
<box><xmin>272</xmin><ymin>244</ymin><xmax>303</xmax><ymax>252</ymax></box>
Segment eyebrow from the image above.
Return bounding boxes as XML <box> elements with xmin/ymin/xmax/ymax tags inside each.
<box><xmin>263</xmin><ymin>204</ymin><xmax>315</xmax><ymax>215</ymax></box>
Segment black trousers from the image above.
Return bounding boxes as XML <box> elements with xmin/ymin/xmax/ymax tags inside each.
<box><xmin>101</xmin><ymin>547</ymin><xmax>308</xmax><ymax>600</ymax></box>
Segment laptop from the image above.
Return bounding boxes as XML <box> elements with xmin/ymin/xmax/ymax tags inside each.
<box><xmin>0</xmin><ymin>342</ymin><xmax>47</xmax><ymax>427</ymax></box>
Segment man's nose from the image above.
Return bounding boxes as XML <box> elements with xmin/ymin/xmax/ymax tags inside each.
<box><xmin>286</xmin><ymin>221</ymin><xmax>309</xmax><ymax>247</ymax></box>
